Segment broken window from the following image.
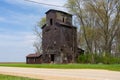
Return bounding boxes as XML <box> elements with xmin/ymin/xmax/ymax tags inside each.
<box><xmin>60</xmin><ymin>48</ymin><xmax>63</xmax><ymax>51</ymax></box>
<box><xmin>63</xmin><ymin>17</ymin><xmax>64</xmax><ymax>22</ymax></box>
<box><xmin>50</xmin><ymin>18</ymin><xmax>53</xmax><ymax>25</ymax></box>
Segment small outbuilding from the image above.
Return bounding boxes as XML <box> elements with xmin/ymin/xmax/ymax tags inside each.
<box><xmin>26</xmin><ymin>53</ymin><xmax>42</xmax><ymax>64</ymax></box>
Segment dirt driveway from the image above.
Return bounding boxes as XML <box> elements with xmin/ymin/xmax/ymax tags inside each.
<box><xmin>0</xmin><ymin>67</ymin><xmax>120</xmax><ymax>80</ymax></box>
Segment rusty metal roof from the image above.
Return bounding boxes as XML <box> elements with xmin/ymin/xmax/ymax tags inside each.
<box><xmin>26</xmin><ymin>53</ymin><xmax>42</xmax><ymax>58</ymax></box>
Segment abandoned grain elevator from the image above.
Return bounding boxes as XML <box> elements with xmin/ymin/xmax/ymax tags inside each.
<box><xmin>26</xmin><ymin>9</ymin><xmax>80</xmax><ymax>64</ymax></box>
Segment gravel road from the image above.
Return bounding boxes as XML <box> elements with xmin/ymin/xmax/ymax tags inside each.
<box><xmin>0</xmin><ymin>67</ymin><xmax>120</xmax><ymax>80</ymax></box>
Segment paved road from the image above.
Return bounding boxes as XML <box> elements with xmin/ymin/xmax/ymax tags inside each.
<box><xmin>0</xmin><ymin>67</ymin><xmax>120</xmax><ymax>80</ymax></box>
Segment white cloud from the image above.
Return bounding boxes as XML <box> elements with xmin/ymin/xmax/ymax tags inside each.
<box><xmin>4</xmin><ymin>0</ymin><xmax>67</xmax><ymax>11</ymax></box>
<box><xmin>34</xmin><ymin>0</ymin><xmax>66</xmax><ymax>6</ymax></box>
<box><xmin>0</xmin><ymin>17</ymin><xmax>6</xmax><ymax>22</ymax></box>
<box><xmin>0</xmin><ymin>31</ymin><xmax>36</xmax><ymax>62</ymax></box>
<box><xmin>5</xmin><ymin>0</ymin><xmax>66</xmax><ymax>6</ymax></box>
<box><xmin>0</xmin><ymin>12</ymin><xmax>40</xmax><ymax>27</ymax></box>
<box><xmin>0</xmin><ymin>31</ymin><xmax>36</xmax><ymax>47</ymax></box>
<box><xmin>0</xmin><ymin>0</ymin><xmax>68</xmax><ymax>27</ymax></box>
<box><xmin>0</xmin><ymin>1</ymin><xmax>43</xmax><ymax>62</ymax></box>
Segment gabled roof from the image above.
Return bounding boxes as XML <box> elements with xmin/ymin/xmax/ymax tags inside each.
<box><xmin>26</xmin><ymin>53</ymin><xmax>42</xmax><ymax>58</ymax></box>
<box><xmin>45</xmin><ymin>9</ymin><xmax>72</xmax><ymax>16</ymax></box>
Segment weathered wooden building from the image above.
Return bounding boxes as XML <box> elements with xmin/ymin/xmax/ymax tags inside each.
<box><xmin>26</xmin><ymin>9</ymin><xmax>83</xmax><ymax>64</ymax></box>
<box><xmin>26</xmin><ymin>53</ymin><xmax>42</xmax><ymax>64</ymax></box>
<box><xmin>42</xmin><ymin>9</ymin><xmax>77</xmax><ymax>63</ymax></box>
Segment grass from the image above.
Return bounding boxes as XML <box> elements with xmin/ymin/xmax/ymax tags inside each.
<box><xmin>0</xmin><ymin>74</ymin><xmax>39</xmax><ymax>80</ymax></box>
<box><xmin>0</xmin><ymin>63</ymin><xmax>120</xmax><ymax>71</ymax></box>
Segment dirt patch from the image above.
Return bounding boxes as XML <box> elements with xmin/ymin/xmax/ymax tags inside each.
<box><xmin>0</xmin><ymin>67</ymin><xmax>119</xmax><ymax>80</ymax></box>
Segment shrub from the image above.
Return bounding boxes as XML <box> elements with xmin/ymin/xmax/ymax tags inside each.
<box><xmin>77</xmin><ymin>53</ymin><xmax>120</xmax><ymax>64</ymax></box>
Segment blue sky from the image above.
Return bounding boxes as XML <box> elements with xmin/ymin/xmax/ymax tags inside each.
<box><xmin>0</xmin><ymin>0</ymin><xmax>67</xmax><ymax>62</ymax></box>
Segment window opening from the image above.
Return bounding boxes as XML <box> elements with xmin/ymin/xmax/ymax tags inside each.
<box><xmin>63</xmin><ymin>17</ymin><xmax>64</xmax><ymax>22</ymax></box>
<box><xmin>50</xmin><ymin>18</ymin><xmax>53</xmax><ymax>25</ymax></box>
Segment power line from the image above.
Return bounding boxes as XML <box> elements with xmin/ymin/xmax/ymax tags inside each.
<box><xmin>24</xmin><ymin>0</ymin><xmax>65</xmax><ymax>8</ymax></box>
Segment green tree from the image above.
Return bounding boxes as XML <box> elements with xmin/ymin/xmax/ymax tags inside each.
<box><xmin>66</xmin><ymin>0</ymin><xmax>120</xmax><ymax>54</ymax></box>
<box><xmin>33</xmin><ymin>17</ymin><xmax>46</xmax><ymax>53</ymax></box>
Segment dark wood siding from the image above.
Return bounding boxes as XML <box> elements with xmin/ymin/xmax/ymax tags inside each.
<box><xmin>26</xmin><ymin>56</ymin><xmax>42</xmax><ymax>64</ymax></box>
<box><xmin>26</xmin><ymin>9</ymin><xmax>81</xmax><ymax>64</ymax></box>
<box><xmin>42</xmin><ymin>10</ymin><xmax>77</xmax><ymax>63</ymax></box>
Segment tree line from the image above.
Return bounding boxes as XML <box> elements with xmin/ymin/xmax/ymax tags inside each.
<box><xmin>66</xmin><ymin>0</ymin><xmax>120</xmax><ymax>55</ymax></box>
<box><xmin>34</xmin><ymin>0</ymin><xmax>120</xmax><ymax>64</ymax></box>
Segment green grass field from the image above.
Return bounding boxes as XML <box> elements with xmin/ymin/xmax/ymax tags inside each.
<box><xmin>0</xmin><ymin>63</ymin><xmax>120</xmax><ymax>71</ymax></box>
<box><xmin>0</xmin><ymin>74</ymin><xmax>39</xmax><ymax>80</ymax></box>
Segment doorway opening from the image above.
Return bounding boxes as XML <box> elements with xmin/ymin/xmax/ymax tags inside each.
<box><xmin>51</xmin><ymin>54</ymin><xmax>55</xmax><ymax>62</ymax></box>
